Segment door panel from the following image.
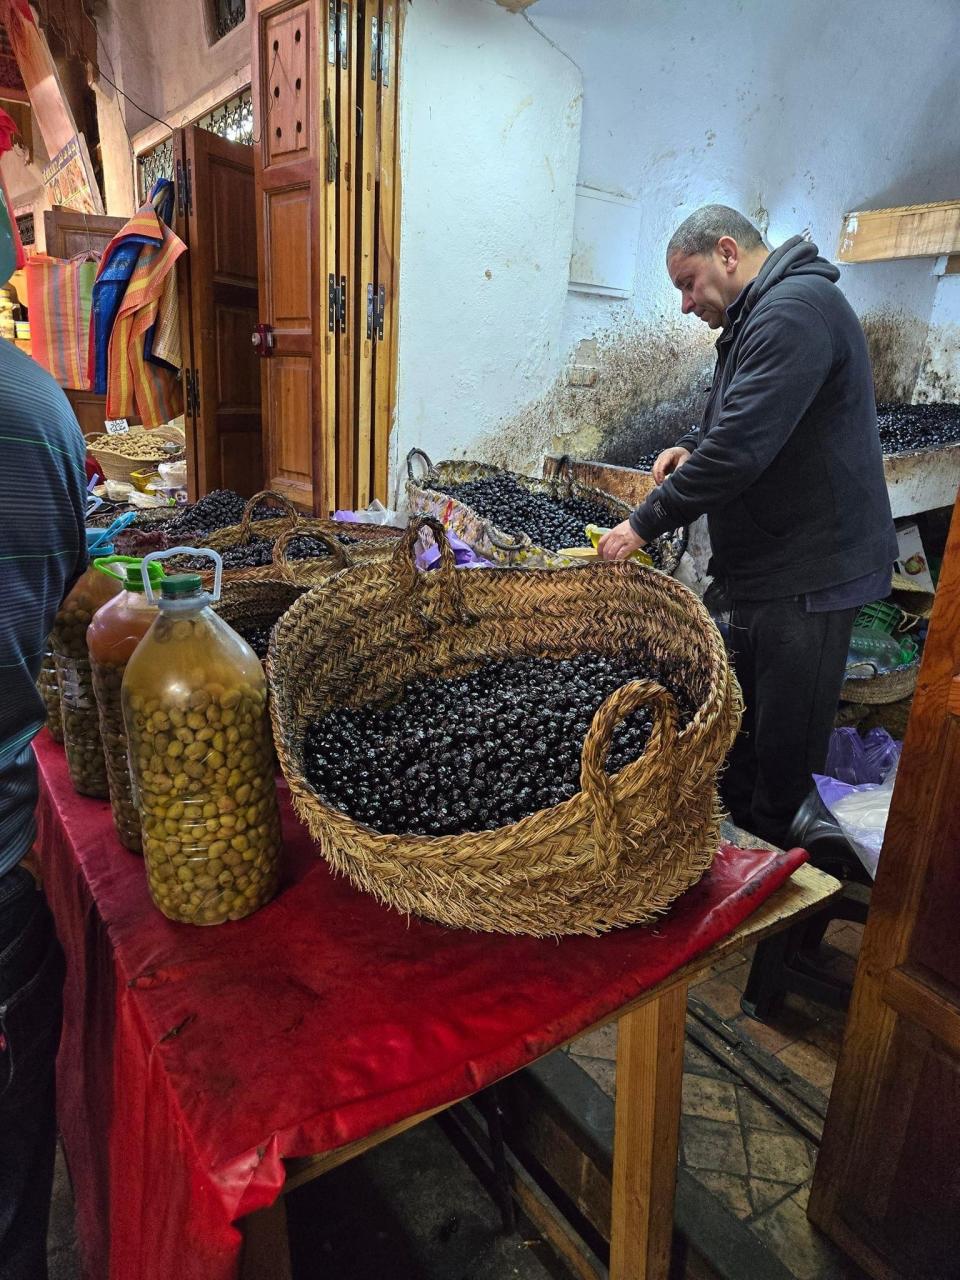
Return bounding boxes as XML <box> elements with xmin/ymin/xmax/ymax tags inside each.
<box><xmin>176</xmin><ymin>126</ymin><xmax>263</xmax><ymax>499</ymax></box>
<box><xmin>254</xmin><ymin>0</ymin><xmax>400</xmax><ymax>514</ymax></box>
<box><xmin>810</xmin><ymin>490</ymin><xmax>960</xmax><ymax>1280</ymax></box>
<box><xmin>265</xmin><ymin>188</ymin><xmax>312</xmax><ymax>326</ymax></box>
<box><xmin>254</xmin><ymin>0</ymin><xmax>329</xmax><ymax>514</ymax></box>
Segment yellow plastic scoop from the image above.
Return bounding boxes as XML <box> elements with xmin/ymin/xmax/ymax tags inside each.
<box><xmin>558</xmin><ymin>524</ymin><xmax>653</xmax><ymax>566</ymax></box>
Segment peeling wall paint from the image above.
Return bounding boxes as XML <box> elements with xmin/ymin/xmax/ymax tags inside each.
<box><xmin>915</xmin><ymin>276</ymin><xmax>960</xmax><ymax>403</ymax></box>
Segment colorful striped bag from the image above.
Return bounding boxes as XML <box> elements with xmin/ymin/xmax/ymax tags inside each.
<box><xmin>25</xmin><ymin>252</ymin><xmax>97</xmax><ymax>390</ymax></box>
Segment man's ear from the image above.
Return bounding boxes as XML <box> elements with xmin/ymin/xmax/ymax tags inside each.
<box><xmin>716</xmin><ymin>235</ymin><xmax>740</xmax><ymax>273</ymax></box>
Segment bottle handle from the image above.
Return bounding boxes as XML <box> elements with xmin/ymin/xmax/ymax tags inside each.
<box><xmin>141</xmin><ymin>547</ymin><xmax>223</xmax><ymax>605</ymax></box>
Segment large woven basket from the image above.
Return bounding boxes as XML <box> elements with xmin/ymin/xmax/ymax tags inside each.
<box><xmin>269</xmin><ymin>516</ymin><xmax>742</xmax><ymax>936</ymax></box>
<box><xmin>406</xmin><ymin>450</ymin><xmax>685</xmax><ymax>575</ymax></box>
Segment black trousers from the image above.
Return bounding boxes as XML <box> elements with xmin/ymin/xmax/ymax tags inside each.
<box><xmin>0</xmin><ymin>868</ymin><xmax>65</xmax><ymax>1280</ymax></box>
<box><xmin>721</xmin><ymin>598</ymin><xmax>856</xmax><ymax>849</ymax></box>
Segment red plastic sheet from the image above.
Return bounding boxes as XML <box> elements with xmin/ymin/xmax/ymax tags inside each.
<box><xmin>33</xmin><ymin>732</ymin><xmax>806</xmax><ymax>1280</ymax></box>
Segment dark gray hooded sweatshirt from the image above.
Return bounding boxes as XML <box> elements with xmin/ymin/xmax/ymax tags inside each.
<box><xmin>630</xmin><ymin>236</ymin><xmax>898</xmax><ymax>599</ymax></box>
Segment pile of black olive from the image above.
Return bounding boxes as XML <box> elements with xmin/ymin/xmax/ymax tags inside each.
<box><xmin>877</xmin><ymin>403</ymin><xmax>960</xmax><ymax>456</ymax></box>
<box><xmin>179</xmin><ymin>530</ymin><xmax>355</xmax><ymax>572</ymax></box>
<box><xmin>435</xmin><ymin>474</ymin><xmax>621</xmax><ymax>551</ymax></box>
<box><xmin>164</xmin><ymin>489</ymin><xmax>285</xmax><ymax>536</ymax></box>
<box><xmin>635</xmin><ymin>450</ymin><xmax>660</xmax><ymax>472</ymax></box>
<box><xmin>303</xmin><ymin>651</ymin><xmax>696</xmax><ymax>836</ymax></box>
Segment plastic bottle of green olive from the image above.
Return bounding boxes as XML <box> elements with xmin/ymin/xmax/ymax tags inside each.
<box><xmin>51</xmin><ymin>551</ymin><xmax>123</xmax><ymax>797</ymax></box>
<box><xmin>88</xmin><ymin>556</ymin><xmax>165</xmax><ymax>855</ymax></box>
<box><xmin>121</xmin><ymin>548</ymin><xmax>281</xmax><ymax>925</ymax></box>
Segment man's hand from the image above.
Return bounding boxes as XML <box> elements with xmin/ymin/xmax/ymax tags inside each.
<box><xmin>651</xmin><ymin>446</ymin><xmax>691</xmax><ymax>484</ymax></box>
<box><xmin>597</xmin><ymin>519</ymin><xmax>647</xmax><ymax>562</ymax></box>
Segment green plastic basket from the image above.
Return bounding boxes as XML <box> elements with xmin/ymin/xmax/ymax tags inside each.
<box><xmin>855</xmin><ymin>600</ymin><xmax>902</xmax><ymax>635</ymax></box>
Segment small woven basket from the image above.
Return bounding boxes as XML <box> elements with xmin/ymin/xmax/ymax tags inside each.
<box><xmin>84</xmin><ymin>426</ymin><xmax>185</xmax><ymax>485</ymax></box>
<box><xmin>841</xmin><ymin>662</ymin><xmax>919</xmax><ymax>705</ymax></box>
<box><xmin>269</xmin><ymin>516</ymin><xmax>741</xmax><ymax>936</ymax></box>
<box><xmin>271</xmin><ymin>524</ymin><xmax>400</xmax><ymax>586</ymax></box>
<box><xmin>406</xmin><ymin>450</ymin><xmax>685</xmax><ymax>575</ymax></box>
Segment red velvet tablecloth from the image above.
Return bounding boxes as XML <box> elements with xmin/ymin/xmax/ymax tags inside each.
<box><xmin>33</xmin><ymin>732</ymin><xmax>806</xmax><ymax>1280</ymax></box>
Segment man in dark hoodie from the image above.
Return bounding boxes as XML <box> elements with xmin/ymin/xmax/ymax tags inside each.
<box><xmin>598</xmin><ymin>205</ymin><xmax>897</xmax><ymax>847</ymax></box>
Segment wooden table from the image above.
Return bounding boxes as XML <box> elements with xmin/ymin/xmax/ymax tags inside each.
<box><xmin>241</xmin><ymin>861</ymin><xmax>839</xmax><ymax>1280</ymax></box>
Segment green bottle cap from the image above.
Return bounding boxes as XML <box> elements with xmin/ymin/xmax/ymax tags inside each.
<box><xmin>123</xmin><ymin>562</ymin><xmax>165</xmax><ymax>592</ymax></box>
<box><xmin>160</xmin><ymin>573</ymin><xmax>204</xmax><ymax>599</ymax></box>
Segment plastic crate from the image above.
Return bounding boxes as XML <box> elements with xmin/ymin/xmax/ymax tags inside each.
<box><xmin>855</xmin><ymin>600</ymin><xmax>903</xmax><ymax>635</ymax></box>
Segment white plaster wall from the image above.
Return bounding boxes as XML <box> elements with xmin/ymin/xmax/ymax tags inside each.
<box><xmin>535</xmin><ymin>0</ymin><xmax>959</xmax><ymax>351</ymax></box>
<box><xmin>394</xmin><ymin>0</ymin><xmax>959</xmax><ymax>478</ymax></box>
<box><xmin>915</xmin><ymin>274</ymin><xmax>960</xmax><ymax>402</ymax></box>
<box><xmin>393</xmin><ymin>0</ymin><xmax>582</xmax><ymax>488</ymax></box>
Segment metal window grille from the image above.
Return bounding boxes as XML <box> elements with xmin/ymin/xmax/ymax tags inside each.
<box><xmin>136</xmin><ymin>88</ymin><xmax>253</xmax><ymax>202</ymax></box>
<box><xmin>15</xmin><ymin>212</ymin><xmax>34</xmax><ymax>246</ymax></box>
<box><xmin>212</xmin><ymin>0</ymin><xmax>245</xmax><ymax>41</ymax></box>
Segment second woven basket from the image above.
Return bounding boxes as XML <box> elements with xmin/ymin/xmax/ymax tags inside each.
<box><xmin>269</xmin><ymin>517</ymin><xmax>741</xmax><ymax>936</ymax></box>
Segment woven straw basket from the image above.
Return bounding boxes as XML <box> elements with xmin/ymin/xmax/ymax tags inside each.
<box><xmin>271</xmin><ymin>524</ymin><xmax>401</xmax><ymax>587</ymax></box>
<box><xmin>405</xmin><ymin>450</ymin><xmax>686</xmax><ymax>575</ymax></box>
<box><xmin>269</xmin><ymin>516</ymin><xmax>741</xmax><ymax>937</ymax></box>
<box><xmin>212</xmin><ymin>576</ymin><xmax>308</xmax><ymax>661</ymax></box>
<box><xmin>84</xmin><ymin>425</ymin><xmax>186</xmax><ymax>484</ymax></box>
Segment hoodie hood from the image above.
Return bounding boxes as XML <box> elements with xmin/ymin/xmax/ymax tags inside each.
<box><xmin>745</xmin><ymin>235</ymin><xmax>840</xmax><ymax>310</ymax></box>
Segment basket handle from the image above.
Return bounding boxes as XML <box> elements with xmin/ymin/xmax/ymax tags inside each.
<box><xmin>483</xmin><ymin>523</ymin><xmax>529</xmax><ymax>555</ymax></box>
<box><xmin>238</xmin><ymin>490</ymin><xmax>299</xmax><ymax>544</ymax></box>
<box><xmin>393</xmin><ymin>515</ymin><xmax>473</xmax><ymax>625</ymax></box>
<box><xmin>406</xmin><ymin>448</ymin><xmax>433</xmax><ymax>481</ymax></box>
<box><xmin>579</xmin><ymin>679</ymin><xmax>680</xmax><ymax>875</ymax></box>
<box><xmin>272</xmin><ymin>525</ymin><xmax>353</xmax><ymax>580</ymax></box>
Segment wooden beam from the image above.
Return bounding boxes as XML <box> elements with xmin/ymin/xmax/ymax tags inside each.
<box><xmin>838</xmin><ymin>200</ymin><xmax>960</xmax><ymax>263</ymax></box>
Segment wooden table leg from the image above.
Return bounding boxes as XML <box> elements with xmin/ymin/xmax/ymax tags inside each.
<box><xmin>240</xmin><ymin>1195</ymin><xmax>293</xmax><ymax>1280</ymax></box>
<box><xmin>609</xmin><ymin>981</ymin><xmax>687</xmax><ymax>1280</ymax></box>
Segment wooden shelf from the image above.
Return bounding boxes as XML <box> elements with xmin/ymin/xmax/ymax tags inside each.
<box><xmin>837</xmin><ymin>199</ymin><xmax>960</xmax><ymax>263</ymax></box>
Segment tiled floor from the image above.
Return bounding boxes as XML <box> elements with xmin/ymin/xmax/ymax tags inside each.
<box><xmin>568</xmin><ymin>918</ymin><xmax>866</xmax><ymax>1280</ymax></box>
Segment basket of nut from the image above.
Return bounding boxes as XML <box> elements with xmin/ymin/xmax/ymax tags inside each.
<box><xmin>269</xmin><ymin>516</ymin><xmax>741</xmax><ymax>937</ymax></box>
<box><xmin>85</xmin><ymin>426</ymin><xmax>185</xmax><ymax>485</ymax></box>
<box><xmin>406</xmin><ymin>450</ymin><xmax>687</xmax><ymax>575</ymax></box>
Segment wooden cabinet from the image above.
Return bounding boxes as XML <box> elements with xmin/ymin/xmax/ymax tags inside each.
<box><xmin>252</xmin><ymin>0</ymin><xmax>400</xmax><ymax>516</ymax></box>
<box><xmin>809</xmin><ymin>487</ymin><xmax>960</xmax><ymax>1279</ymax></box>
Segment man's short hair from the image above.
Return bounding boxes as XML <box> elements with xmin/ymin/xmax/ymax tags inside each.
<box><xmin>667</xmin><ymin>205</ymin><xmax>766</xmax><ymax>260</ymax></box>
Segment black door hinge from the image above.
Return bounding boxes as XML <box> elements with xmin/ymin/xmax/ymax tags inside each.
<box><xmin>328</xmin><ymin>275</ymin><xmax>347</xmax><ymax>333</ymax></box>
<box><xmin>192</xmin><ymin>367</ymin><xmax>200</xmax><ymax>418</ymax></box>
<box><xmin>184</xmin><ymin>367</ymin><xmax>192</xmax><ymax>416</ymax></box>
<box><xmin>366</xmin><ymin>282</ymin><xmax>386</xmax><ymax>340</ymax></box>
<box><xmin>177</xmin><ymin>158</ymin><xmax>193</xmax><ymax>218</ymax></box>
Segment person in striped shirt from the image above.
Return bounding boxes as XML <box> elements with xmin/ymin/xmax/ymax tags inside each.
<box><xmin>0</xmin><ymin>333</ymin><xmax>87</xmax><ymax>1279</ymax></box>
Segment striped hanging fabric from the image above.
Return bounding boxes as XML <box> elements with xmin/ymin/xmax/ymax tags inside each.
<box><xmin>93</xmin><ymin>203</ymin><xmax>187</xmax><ymax>426</ymax></box>
<box><xmin>25</xmin><ymin>252</ymin><xmax>96</xmax><ymax>389</ymax></box>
